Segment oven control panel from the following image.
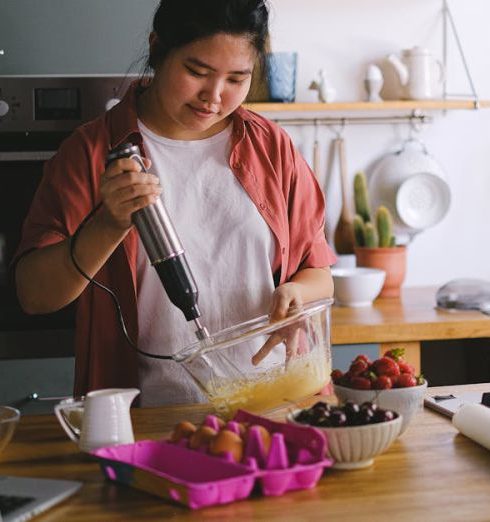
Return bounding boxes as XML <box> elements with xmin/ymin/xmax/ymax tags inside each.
<box><xmin>0</xmin><ymin>75</ymin><xmax>138</xmax><ymax>132</ymax></box>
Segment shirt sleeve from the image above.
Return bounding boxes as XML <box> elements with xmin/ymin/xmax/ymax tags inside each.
<box><xmin>12</xmin><ymin>128</ymin><xmax>96</xmax><ymax>266</ymax></box>
<box><xmin>286</xmin><ymin>137</ymin><xmax>337</xmax><ymax>273</ymax></box>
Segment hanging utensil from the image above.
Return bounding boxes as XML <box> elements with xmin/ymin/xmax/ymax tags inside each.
<box><xmin>312</xmin><ymin>120</ymin><xmax>321</xmax><ymax>177</ymax></box>
<box><xmin>333</xmin><ymin>133</ymin><xmax>355</xmax><ymax>254</ymax></box>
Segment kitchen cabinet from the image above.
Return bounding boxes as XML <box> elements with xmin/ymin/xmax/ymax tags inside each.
<box><xmin>0</xmin><ymin>357</ymin><xmax>74</xmax><ymax>415</ymax></box>
<box><xmin>331</xmin><ymin>286</ymin><xmax>490</xmax><ymax>381</ymax></box>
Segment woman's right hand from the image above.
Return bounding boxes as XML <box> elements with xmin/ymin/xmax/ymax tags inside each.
<box><xmin>99</xmin><ymin>157</ymin><xmax>162</xmax><ymax>231</ymax></box>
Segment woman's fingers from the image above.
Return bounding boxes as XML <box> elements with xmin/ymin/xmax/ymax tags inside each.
<box><xmin>99</xmin><ymin>157</ymin><xmax>161</xmax><ymax>230</ymax></box>
<box><xmin>285</xmin><ymin>328</ymin><xmax>300</xmax><ymax>365</ymax></box>
<box><xmin>269</xmin><ymin>291</ymin><xmax>291</xmax><ymax>322</ymax></box>
<box><xmin>251</xmin><ymin>332</ymin><xmax>283</xmax><ymax>366</ymax></box>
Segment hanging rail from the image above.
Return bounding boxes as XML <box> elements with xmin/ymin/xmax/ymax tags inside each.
<box><xmin>273</xmin><ymin>112</ymin><xmax>432</xmax><ymax>127</ymax></box>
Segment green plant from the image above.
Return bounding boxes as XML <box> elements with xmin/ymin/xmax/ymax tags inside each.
<box><xmin>353</xmin><ymin>172</ymin><xmax>396</xmax><ymax>248</ymax></box>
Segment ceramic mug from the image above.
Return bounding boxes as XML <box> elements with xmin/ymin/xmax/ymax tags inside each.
<box><xmin>265</xmin><ymin>52</ymin><xmax>298</xmax><ymax>102</ymax></box>
<box><xmin>54</xmin><ymin>388</ymin><xmax>140</xmax><ymax>452</ymax></box>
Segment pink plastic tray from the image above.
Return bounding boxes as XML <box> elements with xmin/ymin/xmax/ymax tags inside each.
<box><xmin>91</xmin><ymin>410</ymin><xmax>332</xmax><ymax>509</ymax></box>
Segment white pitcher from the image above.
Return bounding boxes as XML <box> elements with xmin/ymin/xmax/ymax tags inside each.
<box><xmin>387</xmin><ymin>46</ymin><xmax>445</xmax><ymax>100</ymax></box>
<box><xmin>54</xmin><ymin>388</ymin><xmax>140</xmax><ymax>452</ymax></box>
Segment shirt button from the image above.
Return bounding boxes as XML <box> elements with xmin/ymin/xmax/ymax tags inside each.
<box><xmin>234</xmin><ymin>162</ymin><xmax>241</xmax><ymax>169</ymax></box>
<box><xmin>259</xmin><ymin>203</ymin><xmax>266</xmax><ymax>210</ymax></box>
<box><xmin>281</xmin><ymin>247</ymin><xmax>286</xmax><ymax>255</ymax></box>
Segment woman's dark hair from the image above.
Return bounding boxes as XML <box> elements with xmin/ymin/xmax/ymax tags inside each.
<box><xmin>146</xmin><ymin>0</ymin><xmax>269</xmax><ymax>72</ymax></box>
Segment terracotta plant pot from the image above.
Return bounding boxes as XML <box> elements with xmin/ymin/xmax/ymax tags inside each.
<box><xmin>354</xmin><ymin>246</ymin><xmax>407</xmax><ymax>298</ymax></box>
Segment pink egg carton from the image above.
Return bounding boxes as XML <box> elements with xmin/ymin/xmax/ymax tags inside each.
<box><xmin>91</xmin><ymin>409</ymin><xmax>333</xmax><ymax>509</ymax></box>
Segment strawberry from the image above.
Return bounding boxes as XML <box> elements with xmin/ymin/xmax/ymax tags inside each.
<box><xmin>349</xmin><ymin>359</ymin><xmax>369</xmax><ymax>376</ymax></box>
<box><xmin>398</xmin><ymin>361</ymin><xmax>415</xmax><ymax>375</ymax></box>
<box><xmin>383</xmin><ymin>348</ymin><xmax>405</xmax><ymax>361</ymax></box>
<box><xmin>331</xmin><ymin>369</ymin><xmax>344</xmax><ymax>384</ymax></box>
<box><xmin>395</xmin><ymin>373</ymin><xmax>417</xmax><ymax>388</ymax></box>
<box><xmin>354</xmin><ymin>354</ymin><xmax>371</xmax><ymax>365</ymax></box>
<box><xmin>372</xmin><ymin>375</ymin><xmax>393</xmax><ymax>389</ymax></box>
<box><xmin>372</xmin><ymin>356</ymin><xmax>401</xmax><ymax>378</ymax></box>
<box><xmin>350</xmin><ymin>376</ymin><xmax>372</xmax><ymax>390</ymax></box>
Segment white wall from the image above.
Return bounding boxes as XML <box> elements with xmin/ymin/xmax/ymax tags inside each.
<box><xmin>267</xmin><ymin>0</ymin><xmax>490</xmax><ymax>287</ymax></box>
<box><xmin>1</xmin><ymin>0</ymin><xmax>488</xmax><ymax>287</ymax></box>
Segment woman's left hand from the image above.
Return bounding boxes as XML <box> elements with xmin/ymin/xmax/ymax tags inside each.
<box><xmin>252</xmin><ymin>282</ymin><xmax>304</xmax><ymax>365</ymax></box>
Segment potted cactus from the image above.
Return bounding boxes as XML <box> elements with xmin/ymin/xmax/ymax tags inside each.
<box><xmin>353</xmin><ymin>172</ymin><xmax>407</xmax><ymax>298</ymax></box>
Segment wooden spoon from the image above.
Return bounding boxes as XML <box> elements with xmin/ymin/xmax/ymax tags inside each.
<box><xmin>333</xmin><ymin>136</ymin><xmax>355</xmax><ymax>254</ymax></box>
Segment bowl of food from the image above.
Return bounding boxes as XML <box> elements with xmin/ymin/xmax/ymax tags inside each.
<box><xmin>331</xmin><ymin>348</ymin><xmax>427</xmax><ymax>434</ymax></box>
<box><xmin>331</xmin><ymin>267</ymin><xmax>386</xmax><ymax>307</ymax></box>
<box><xmin>288</xmin><ymin>400</ymin><xmax>402</xmax><ymax>469</ymax></box>
<box><xmin>174</xmin><ymin>299</ymin><xmax>333</xmax><ymax>418</ymax></box>
<box><xmin>0</xmin><ymin>406</ymin><xmax>20</xmax><ymax>455</ymax></box>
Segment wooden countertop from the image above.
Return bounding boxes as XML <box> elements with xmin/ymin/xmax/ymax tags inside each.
<box><xmin>331</xmin><ymin>286</ymin><xmax>490</xmax><ymax>345</ymax></box>
<box><xmin>2</xmin><ymin>384</ymin><xmax>490</xmax><ymax>521</ymax></box>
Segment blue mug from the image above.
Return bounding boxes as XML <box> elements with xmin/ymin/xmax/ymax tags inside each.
<box><xmin>265</xmin><ymin>52</ymin><xmax>298</xmax><ymax>103</ymax></box>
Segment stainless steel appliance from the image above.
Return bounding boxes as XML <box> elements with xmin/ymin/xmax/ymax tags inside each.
<box><xmin>0</xmin><ymin>75</ymin><xmax>136</xmax><ymax>355</ymax></box>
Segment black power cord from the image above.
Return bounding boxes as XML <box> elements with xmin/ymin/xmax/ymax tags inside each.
<box><xmin>69</xmin><ymin>204</ymin><xmax>173</xmax><ymax>360</ymax></box>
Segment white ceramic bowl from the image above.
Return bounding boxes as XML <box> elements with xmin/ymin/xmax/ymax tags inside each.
<box><xmin>332</xmin><ymin>267</ymin><xmax>386</xmax><ymax>307</ymax></box>
<box><xmin>288</xmin><ymin>410</ymin><xmax>402</xmax><ymax>469</ymax></box>
<box><xmin>333</xmin><ymin>381</ymin><xmax>428</xmax><ymax>435</ymax></box>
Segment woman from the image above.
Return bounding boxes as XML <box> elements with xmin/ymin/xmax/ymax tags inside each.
<box><xmin>14</xmin><ymin>0</ymin><xmax>336</xmax><ymax>405</ymax></box>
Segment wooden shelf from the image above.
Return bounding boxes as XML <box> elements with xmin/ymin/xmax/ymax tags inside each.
<box><xmin>243</xmin><ymin>99</ymin><xmax>490</xmax><ymax>112</ymax></box>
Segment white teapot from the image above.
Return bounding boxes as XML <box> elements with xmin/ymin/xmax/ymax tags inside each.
<box><xmin>387</xmin><ymin>46</ymin><xmax>445</xmax><ymax>100</ymax></box>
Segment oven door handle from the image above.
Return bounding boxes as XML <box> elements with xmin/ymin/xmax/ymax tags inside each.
<box><xmin>0</xmin><ymin>151</ymin><xmax>56</xmax><ymax>161</ymax></box>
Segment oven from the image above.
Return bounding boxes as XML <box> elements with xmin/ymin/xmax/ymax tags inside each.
<box><xmin>0</xmin><ymin>75</ymin><xmax>135</xmax><ymax>357</ymax></box>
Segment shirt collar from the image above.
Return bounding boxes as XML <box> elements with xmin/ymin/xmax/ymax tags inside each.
<box><xmin>107</xmin><ymin>80</ymin><xmax>145</xmax><ymax>150</ymax></box>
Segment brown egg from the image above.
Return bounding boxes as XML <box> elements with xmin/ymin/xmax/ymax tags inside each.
<box><xmin>169</xmin><ymin>421</ymin><xmax>197</xmax><ymax>442</ymax></box>
<box><xmin>246</xmin><ymin>425</ymin><xmax>272</xmax><ymax>457</ymax></box>
<box><xmin>209</xmin><ymin>429</ymin><xmax>244</xmax><ymax>463</ymax></box>
<box><xmin>189</xmin><ymin>426</ymin><xmax>218</xmax><ymax>449</ymax></box>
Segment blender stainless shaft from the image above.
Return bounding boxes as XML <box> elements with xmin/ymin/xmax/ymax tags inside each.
<box><xmin>106</xmin><ymin>143</ymin><xmax>209</xmax><ymax>340</ymax></box>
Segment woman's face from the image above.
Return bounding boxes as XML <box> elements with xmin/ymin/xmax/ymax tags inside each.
<box><xmin>143</xmin><ymin>32</ymin><xmax>257</xmax><ymax>140</ymax></box>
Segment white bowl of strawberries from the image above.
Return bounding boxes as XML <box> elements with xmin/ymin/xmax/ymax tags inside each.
<box><xmin>331</xmin><ymin>349</ymin><xmax>427</xmax><ymax>435</ymax></box>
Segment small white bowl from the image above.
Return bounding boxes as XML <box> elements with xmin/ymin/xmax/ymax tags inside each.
<box><xmin>288</xmin><ymin>410</ymin><xmax>402</xmax><ymax>469</ymax></box>
<box><xmin>332</xmin><ymin>267</ymin><xmax>386</xmax><ymax>307</ymax></box>
<box><xmin>333</xmin><ymin>381</ymin><xmax>428</xmax><ymax>435</ymax></box>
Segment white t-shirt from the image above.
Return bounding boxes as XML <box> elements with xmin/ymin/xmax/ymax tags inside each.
<box><xmin>136</xmin><ymin>120</ymin><xmax>276</xmax><ymax>406</ymax></box>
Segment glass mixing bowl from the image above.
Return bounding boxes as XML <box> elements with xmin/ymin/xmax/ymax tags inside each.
<box><xmin>174</xmin><ymin>299</ymin><xmax>333</xmax><ymax>418</ymax></box>
<box><xmin>0</xmin><ymin>406</ymin><xmax>20</xmax><ymax>455</ymax></box>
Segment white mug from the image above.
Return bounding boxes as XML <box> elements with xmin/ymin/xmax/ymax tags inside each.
<box><xmin>54</xmin><ymin>388</ymin><xmax>140</xmax><ymax>452</ymax></box>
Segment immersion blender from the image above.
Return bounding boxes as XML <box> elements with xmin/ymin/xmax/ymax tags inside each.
<box><xmin>106</xmin><ymin>143</ymin><xmax>210</xmax><ymax>341</ymax></box>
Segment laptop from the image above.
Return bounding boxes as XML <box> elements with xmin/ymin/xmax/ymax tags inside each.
<box><xmin>0</xmin><ymin>476</ymin><xmax>82</xmax><ymax>522</ymax></box>
<box><xmin>424</xmin><ymin>391</ymin><xmax>490</xmax><ymax>418</ymax></box>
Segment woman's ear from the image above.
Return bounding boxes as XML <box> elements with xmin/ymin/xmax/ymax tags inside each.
<box><xmin>149</xmin><ymin>31</ymin><xmax>158</xmax><ymax>48</ymax></box>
